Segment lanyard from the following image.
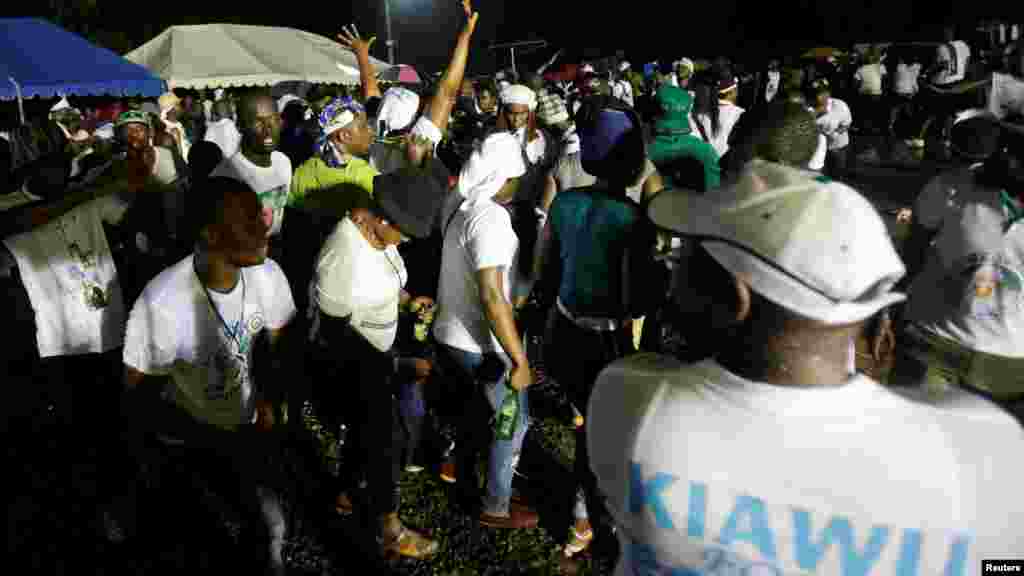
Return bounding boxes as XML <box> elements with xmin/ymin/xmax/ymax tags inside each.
<box><xmin>196</xmin><ymin>265</ymin><xmax>247</xmax><ymax>352</ymax></box>
<box><xmin>1000</xmin><ymin>190</ymin><xmax>1024</xmax><ymax>231</ymax></box>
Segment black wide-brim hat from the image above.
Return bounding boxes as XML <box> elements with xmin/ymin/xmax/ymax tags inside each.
<box><xmin>373</xmin><ymin>164</ymin><xmax>448</xmax><ymax>240</ymax></box>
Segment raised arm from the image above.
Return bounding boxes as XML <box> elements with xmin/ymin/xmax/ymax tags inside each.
<box><xmin>536</xmin><ymin>49</ymin><xmax>563</xmax><ymax>75</ymax></box>
<box><xmin>338</xmin><ymin>24</ymin><xmax>382</xmax><ymax>100</ymax></box>
<box><xmin>425</xmin><ymin>0</ymin><xmax>480</xmax><ymax>134</ymax></box>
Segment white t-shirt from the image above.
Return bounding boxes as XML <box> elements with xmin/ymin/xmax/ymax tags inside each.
<box><xmin>988</xmin><ymin>72</ymin><xmax>1024</xmax><ymax>120</ymax></box>
<box><xmin>933</xmin><ymin>41</ymin><xmax>971</xmax><ymax>85</ymax></box>
<box><xmin>808</xmin><ymin>133</ymin><xmax>828</xmax><ymax>171</ymax></box>
<box><xmin>513</xmin><ymin>127</ymin><xmax>547</xmax><ymax>166</ymax></box>
<box><xmin>589</xmin><ymin>355</ymin><xmax>1024</xmax><ymax>576</ymax></box>
<box><xmin>855</xmin><ymin>63</ymin><xmax>887</xmax><ymax>96</ymax></box>
<box><xmin>612</xmin><ymin>80</ymin><xmax>635</xmax><ymax>107</ymax></box>
<box><xmin>698</xmin><ymin>101</ymin><xmax>745</xmax><ymax>158</ymax></box>
<box><xmin>894</xmin><ymin>62</ymin><xmax>923</xmax><ymax>96</ymax></box>
<box><xmin>211</xmin><ymin>150</ymin><xmax>292</xmax><ymax>237</ymax></box>
<box><xmin>816</xmin><ymin>97</ymin><xmax>853</xmax><ymax>151</ymax></box>
<box><xmin>765</xmin><ymin>70</ymin><xmax>781</xmax><ymax>103</ymax></box>
<box><xmin>906</xmin><ymin>168</ymin><xmax>1024</xmax><ymax>357</ymax></box>
<box><xmin>314</xmin><ymin>218</ymin><xmax>408</xmax><ymax>352</ymax></box>
<box><xmin>433</xmin><ymin>199</ymin><xmax>518</xmax><ymax>355</ymax></box>
<box><xmin>123</xmin><ymin>254</ymin><xmax>296</xmax><ymax>431</ymax></box>
<box><xmin>4</xmin><ymin>195</ymin><xmax>130</xmax><ymax>358</ymax></box>
<box><xmin>204</xmin><ymin>118</ymin><xmax>242</xmax><ymax>159</ymax></box>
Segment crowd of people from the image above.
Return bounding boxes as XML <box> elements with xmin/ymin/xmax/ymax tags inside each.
<box><xmin>4</xmin><ymin>4</ymin><xmax>1024</xmax><ymax>573</ymax></box>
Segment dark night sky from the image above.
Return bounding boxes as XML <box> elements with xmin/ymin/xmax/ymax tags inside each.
<box><xmin>273</xmin><ymin>0</ymin><xmax>1006</xmax><ymax>73</ymax></box>
<box><xmin>1</xmin><ymin>1</ymin><xmax>1013</xmax><ymax>74</ymax></box>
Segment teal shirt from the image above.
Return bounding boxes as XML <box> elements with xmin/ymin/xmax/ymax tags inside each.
<box><xmin>648</xmin><ymin>133</ymin><xmax>721</xmax><ymax>192</ymax></box>
<box><xmin>548</xmin><ymin>186</ymin><xmax>644</xmax><ymax>318</ymax></box>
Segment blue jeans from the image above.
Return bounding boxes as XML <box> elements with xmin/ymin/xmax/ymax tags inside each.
<box><xmin>437</xmin><ymin>344</ymin><xmax>529</xmax><ymax>516</ymax></box>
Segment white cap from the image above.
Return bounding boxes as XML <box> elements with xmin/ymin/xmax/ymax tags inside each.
<box><xmin>649</xmin><ymin>160</ymin><xmax>906</xmax><ymax>325</ymax></box>
<box><xmin>619</xmin><ymin>61</ymin><xmax>631</xmax><ymax>72</ymax></box>
<box><xmin>50</xmin><ymin>96</ymin><xmax>73</xmax><ymax>113</ymax></box>
<box><xmin>501</xmin><ymin>84</ymin><xmax>537</xmax><ymax>111</ymax></box>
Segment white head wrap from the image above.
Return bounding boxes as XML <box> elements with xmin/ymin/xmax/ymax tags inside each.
<box><xmin>619</xmin><ymin>61</ymin><xmax>631</xmax><ymax>72</ymax></box>
<box><xmin>50</xmin><ymin>97</ymin><xmax>73</xmax><ymax>113</ymax></box>
<box><xmin>277</xmin><ymin>94</ymin><xmax>302</xmax><ymax>113</ymax></box>
<box><xmin>678</xmin><ymin>58</ymin><xmax>695</xmax><ymax>73</ymax></box>
<box><xmin>457</xmin><ymin>132</ymin><xmax>527</xmax><ymax>209</ymax></box>
<box><xmin>322</xmin><ymin>112</ymin><xmax>356</xmax><ymax>139</ymax></box>
<box><xmin>501</xmin><ymin>84</ymin><xmax>537</xmax><ymax>112</ymax></box>
<box><xmin>377</xmin><ymin>87</ymin><xmax>421</xmax><ymax>136</ymax></box>
<box><xmin>214</xmin><ymin>88</ymin><xmax>225</xmax><ymax>101</ymax></box>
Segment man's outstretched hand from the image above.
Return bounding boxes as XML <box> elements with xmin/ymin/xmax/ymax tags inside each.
<box><xmin>337</xmin><ymin>24</ymin><xmax>376</xmax><ymax>55</ymax></box>
<box><xmin>461</xmin><ymin>0</ymin><xmax>479</xmax><ymax>35</ymax></box>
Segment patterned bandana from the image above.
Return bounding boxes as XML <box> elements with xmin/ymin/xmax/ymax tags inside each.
<box><xmin>115</xmin><ymin>110</ymin><xmax>151</xmax><ymax>130</ymax></box>
<box><xmin>317</xmin><ymin>96</ymin><xmax>365</xmax><ymax>168</ymax></box>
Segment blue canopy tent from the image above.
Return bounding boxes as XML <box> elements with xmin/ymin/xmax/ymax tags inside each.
<box><xmin>0</xmin><ymin>18</ymin><xmax>166</xmax><ymax>121</ymax></box>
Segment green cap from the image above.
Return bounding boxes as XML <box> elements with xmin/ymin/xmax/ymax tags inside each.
<box><xmin>654</xmin><ymin>85</ymin><xmax>692</xmax><ymax>135</ymax></box>
<box><xmin>115</xmin><ymin>110</ymin><xmax>151</xmax><ymax>130</ymax></box>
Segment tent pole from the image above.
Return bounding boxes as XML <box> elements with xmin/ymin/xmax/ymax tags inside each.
<box><xmin>384</xmin><ymin>0</ymin><xmax>396</xmax><ymax>65</ymax></box>
<box><xmin>8</xmin><ymin>78</ymin><xmax>25</xmax><ymax>125</ymax></box>
<box><xmin>511</xmin><ymin>47</ymin><xmax>517</xmax><ymax>77</ymax></box>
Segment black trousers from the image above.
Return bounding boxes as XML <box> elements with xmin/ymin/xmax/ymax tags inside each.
<box><xmin>544</xmin><ymin>309</ymin><xmax>633</xmax><ymax>521</ymax></box>
<box><xmin>316</xmin><ymin>313</ymin><xmax>403</xmax><ymax>517</ymax></box>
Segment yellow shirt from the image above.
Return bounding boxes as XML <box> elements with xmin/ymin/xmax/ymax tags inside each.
<box><xmin>288</xmin><ymin>156</ymin><xmax>379</xmax><ymax>217</ymax></box>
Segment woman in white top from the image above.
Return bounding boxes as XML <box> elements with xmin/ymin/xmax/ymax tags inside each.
<box><xmin>311</xmin><ymin>167</ymin><xmax>446</xmax><ymax>559</ymax></box>
<box><xmin>692</xmin><ymin>69</ymin><xmax>746</xmax><ymax>158</ymax></box>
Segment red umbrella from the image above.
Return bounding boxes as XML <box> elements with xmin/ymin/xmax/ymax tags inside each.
<box><xmin>378</xmin><ymin>64</ymin><xmax>422</xmax><ymax>84</ymax></box>
<box><xmin>543</xmin><ymin>63</ymin><xmax>579</xmax><ymax>83</ymax></box>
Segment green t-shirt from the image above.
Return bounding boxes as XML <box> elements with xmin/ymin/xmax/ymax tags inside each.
<box><xmin>288</xmin><ymin>156</ymin><xmax>378</xmax><ymax>217</ymax></box>
<box><xmin>648</xmin><ymin>134</ymin><xmax>721</xmax><ymax>192</ymax></box>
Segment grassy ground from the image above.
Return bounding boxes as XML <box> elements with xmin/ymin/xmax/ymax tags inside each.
<box><xmin>284</xmin><ymin>370</ymin><xmax>616</xmax><ymax>576</ymax></box>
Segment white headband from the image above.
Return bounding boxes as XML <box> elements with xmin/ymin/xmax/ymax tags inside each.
<box><xmin>323</xmin><ymin>111</ymin><xmax>356</xmax><ymax>138</ymax></box>
<box><xmin>501</xmin><ymin>84</ymin><xmax>537</xmax><ymax>112</ymax></box>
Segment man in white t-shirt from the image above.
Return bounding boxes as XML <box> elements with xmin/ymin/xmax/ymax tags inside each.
<box><xmin>811</xmin><ymin>78</ymin><xmax>852</xmax><ymax>179</ymax></box>
<box><xmin>888</xmin><ymin>119</ymin><xmax>1024</xmax><ymax>408</ymax></box>
<box><xmin>931</xmin><ymin>28</ymin><xmax>971</xmax><ymax>87</ymax></box>
<box><xmin>588</xmin><ymin>160</ymin><xmax>1024</xmax><ymax>576</ymax></box>
<box><xmin>433</xmin><ymin>132</ymin><xmax>539</xmax><ymax>529</ymax></box>
<box><xmin>764</xmin><ymin>60</ymin><xmax>781</xmax><ymax>103</ymax></box>
<box><xmin>211</xmin><ymin>90</ymin><xmax>292</xmax><ymax>241</ymax></box>
<box><xmin>612</xmin><ymin>62</ymin><xmax>636</xmax><ymax>108</ymax></box>
<box><xmin>204</xmin><ymin>99</ymin><xmax>242</xmax><ymax>159</ymax></box>
<box><xmin>121</xmin><ymin>176</ymin><xmax>296</xmax><ymax>574</ymax></box>
<box><xmin>2</xmin><ymin>110</ymin><xmax>174</xmax><ymax>422</ymax></box>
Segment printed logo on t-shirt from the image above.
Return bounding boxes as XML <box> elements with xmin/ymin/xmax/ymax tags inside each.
<box><xmin>247</xmin><ymin>312</ymin><xmax>266</xmax><ymax>334</ymax></box>
<box><xmin>258</xmin><ymin>185</ymin><xmax>288</xmax><ymax>234</ymax></box>
<box><xmin>625</xmin><ymin>462</ymin><xmax>972</xmax><ymax>576</ymax></box>
<box><xmin>954</xmin><ymin>253</ymin><xmax>1024</xmax><ymax>320</ymax></box>
<box><xmin>208</xmin><ymin>346</ymin><xmax>248</xmax><ymax>402</ymax></box>
<box><xmin>203</xmin><ymin>316</ymin><xmax>253</xmax><ymax>402</ymax></box>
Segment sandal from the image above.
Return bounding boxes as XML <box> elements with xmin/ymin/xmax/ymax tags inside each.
<box><xmin>563</xmin><ymin>526</ymin><xmax>594</xmax><ymax>558</ymax></box>
<box><xmin>378</xmin><ymin>526</ymin><xmax>440</xmax><ymax>560</ymax></box>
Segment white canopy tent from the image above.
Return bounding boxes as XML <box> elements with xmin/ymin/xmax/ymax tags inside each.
<box><xmin>125</xmin><ymin>23</ymin><xmax>391</xmax><ymax>90</ymax></box>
